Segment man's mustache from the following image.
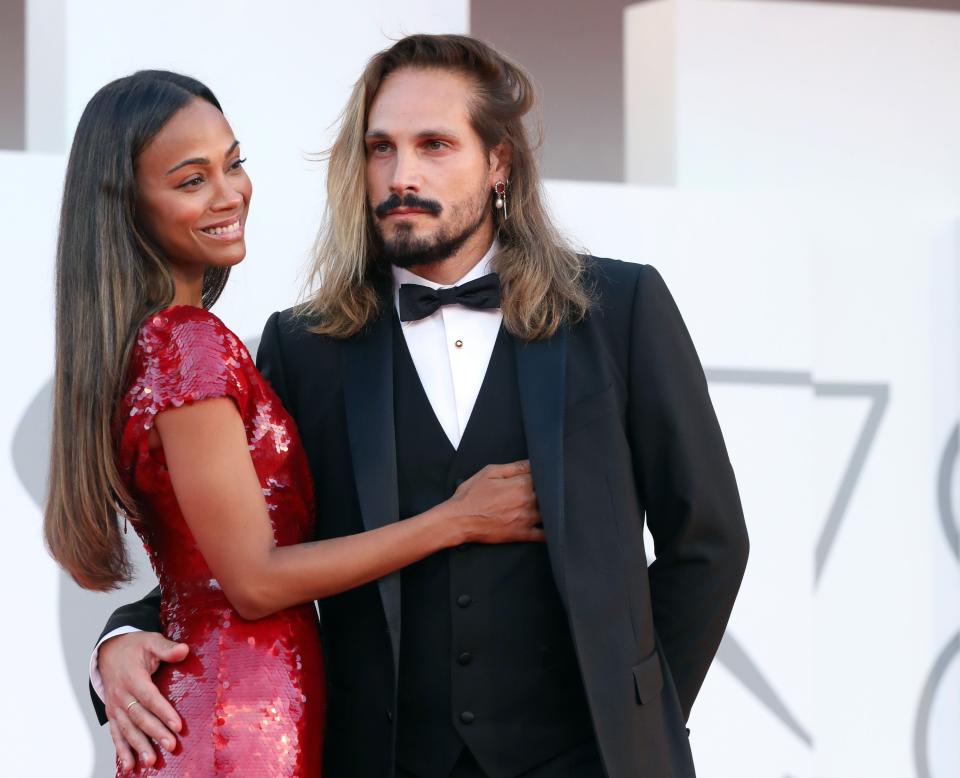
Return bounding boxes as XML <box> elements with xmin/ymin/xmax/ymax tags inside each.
<box><xmin>374</xmin><ymin>193</ymin><xmax>443</xmax><ymax>218</ymax></box>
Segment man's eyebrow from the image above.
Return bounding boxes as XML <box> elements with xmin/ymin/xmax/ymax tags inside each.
<box><xmin>363</xmin><ymin>129</ymin><xmax>460</xmax><ymax>140</ymax></box>
<box><xmin>164</xmin><ymin>140</ymin><xmax>241</xmax><ymax>176</ymax></box>
<box><xmin>415</xmin><ymin>129</ymin><xmax>459</xmax><ymax>140</ymax></box>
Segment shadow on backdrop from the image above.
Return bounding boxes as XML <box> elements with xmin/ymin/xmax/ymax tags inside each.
<box><xmin>12</xmin><ymin>335</ymin><xmax>259</xmax><ymax>777</ymax></box>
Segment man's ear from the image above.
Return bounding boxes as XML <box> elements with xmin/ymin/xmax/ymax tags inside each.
<box><xmin>488</xmin><ymin>140</ymin><xmax>513</xmax><ymax>185</ymax></box>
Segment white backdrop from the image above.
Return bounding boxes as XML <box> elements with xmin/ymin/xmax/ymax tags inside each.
<box><xmin>0</xmin><ymin>1</ymin><xmax>957</xmax><ymax>776</ymax></box>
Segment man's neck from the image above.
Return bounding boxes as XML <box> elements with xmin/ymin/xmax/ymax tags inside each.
<box><xmin>407</xmin><ymin>221</ymin><xmax>495</xmax><ymax>285</ymax></box>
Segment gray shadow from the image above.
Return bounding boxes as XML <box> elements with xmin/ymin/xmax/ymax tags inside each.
<box><xmin>704</xmin><ymin>369</ymin><xmax>890</xmax><ymax>586</ymax></box>
<box><xmin>936</xmin><ymin>423</ymin><xmax>958</xmax><ymax>561</ymax></box>
<box><xmin>704</xmin><ymin>369</ymin><xmax>889</xmax><ymax>749</ymax></box>
<box><xmin>13</xmin><ymin>378</ymin><xmax>157</xmax><ymax>777</ymax></box>
<box><xmin>247</xmin><ymin>335</ymin><xmax>261</xmax><ymax>363</ymax></box>
<box><xmin>812</xmin><ymin>382</ymin><xmax>890</xmax><ymax>584</ymax></box>
<box><xmin>705</xmin><ymin>368</ymin><xmax>815</xmax><ymax>748</ymax></box>
<box><xmin>913</xmin><ymin>421</ymin><xmax>960</xmax><ymax>778</ymax></box>
<box><xmin>13</xmin><ymin>335</ymin><xmax>260</xmax><ymax>778</ymax></box>
<box><xmin>913</xmin><ymin>632</ymin><xmax>960</xmax><ymax>778</ymax></box>
<box><xmin>717</xmin><ymin>633</ymin><xmax>813</xmax><ymax>747</ymax></box>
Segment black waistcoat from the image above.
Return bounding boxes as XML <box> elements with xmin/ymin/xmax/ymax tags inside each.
<box><xmin>393</xmin><ymin>318</ymin><xmax>594</xmax><ymax>778</ymax></box>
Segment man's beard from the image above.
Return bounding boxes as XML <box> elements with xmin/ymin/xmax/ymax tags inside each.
<box><xmin>372</xmin><ymin>194</ymin><xmax>487</xmax><ymax>270</ymax></box>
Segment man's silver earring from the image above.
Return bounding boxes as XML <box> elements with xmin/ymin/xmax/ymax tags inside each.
<box><xmin>494</xmin><ymin>180</ymin><xmax>508</xmax><ymax>219</ymax></box>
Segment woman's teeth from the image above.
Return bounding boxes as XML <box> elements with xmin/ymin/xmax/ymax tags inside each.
<box><xmin>202</xmin><ymin>220</ymin><xmax>240</xmax><ymax>236</ymax></box>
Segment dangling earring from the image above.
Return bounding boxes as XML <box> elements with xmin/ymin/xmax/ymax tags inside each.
<box><xmin>493</xmin><ymin>180</ymin><xmax>508</xmax><ymax>220</ymax></box>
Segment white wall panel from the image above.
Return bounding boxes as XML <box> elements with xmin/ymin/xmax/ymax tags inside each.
<box><xmin>1</xmin><ymin>2</ymin><xmax>957</xmax><ymax>775</ymax></box>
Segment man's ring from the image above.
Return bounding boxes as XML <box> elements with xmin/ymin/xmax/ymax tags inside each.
<box><xmin>126</xmin><ymin>699</ymin><xmax>140</xmax><ymax>712</ymax></box>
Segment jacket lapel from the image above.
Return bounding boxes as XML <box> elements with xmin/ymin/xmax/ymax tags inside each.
<box><xmin>341</xmin><ymin>310</ymin><xmax>402</xmax><ymax>674</ymax></box>
<box><xmin>514</xmin><ymin>328</ymin><xmax>569</xmax><ymax>604</ymax></box>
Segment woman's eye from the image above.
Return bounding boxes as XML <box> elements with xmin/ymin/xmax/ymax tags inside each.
<box><xmin>230</xmin><ymin>156</ymin><xmax>247</xmax><ymax>170</ymax></box>
<box><xmin>178</xmin><ymin>176</ymin><xmax>203</xmax><ymax>189</ymax></box>
<box><xmin>427</xmin><ymin>141</ymin><xmax>446</xmax><ymax>151</ymax></box>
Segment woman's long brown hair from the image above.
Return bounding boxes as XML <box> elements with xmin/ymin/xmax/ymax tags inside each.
<box><xmin>44</xmin><ymin>71</ymin><xmax>229</xmax><ymax>591</ymax></box>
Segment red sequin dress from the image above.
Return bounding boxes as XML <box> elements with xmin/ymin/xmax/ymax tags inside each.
<box><xmin>117</xmin><ymin>306</ymin><xmax>325</xmax><ymax>776</ymax></box>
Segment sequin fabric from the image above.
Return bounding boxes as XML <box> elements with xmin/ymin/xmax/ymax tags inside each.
<box><xmin>117</xmin><ymin>306</ymin><xmax>325</xmax><ymax>776</ymax></box>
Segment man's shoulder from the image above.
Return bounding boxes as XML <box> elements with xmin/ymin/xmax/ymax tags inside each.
<box><xmin>579</xmin><ymin>256</ymin><xmax>665</xmax><ymax>317</ymax></box>
<box><xmin>581</xmin><ymin>255</ymin><xmax>657</xmax><ymax>293</ymax></box>
<box><xmin>272</xmin><ymin>304</ymin><xmax>308</xmax><ymax>334</ymax></box>
<box><xmin>270</xmin><ymin>305</ymin><xmax>332</xmax><ymax>343</ymax></box>
<box><xmin>259</xmin><ymin>305</ymin><xmax>346</xmax><ymax>367</ymax></box>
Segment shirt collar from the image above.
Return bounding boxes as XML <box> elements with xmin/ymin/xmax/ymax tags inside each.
<box><xmin>391</xmin><ymin>240</ymin><xmax>500</xmax><ymax>293</ymax></box>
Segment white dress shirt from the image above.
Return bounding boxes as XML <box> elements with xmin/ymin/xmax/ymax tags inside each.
<box><xmin>90</xmin><ymin>242</ymin><xmax>504</xmax><ymax>700</ymax></box>
<box><xmin>393</xmin><ymin>241</ymin><xmax>502</xmax><ymax>448</ymax></box>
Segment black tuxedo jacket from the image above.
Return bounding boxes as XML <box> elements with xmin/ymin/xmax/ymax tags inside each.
<box><xmin>93</xmin><ymin>258</ymin><xmax>748</xmax><ymax>778</ymax></box>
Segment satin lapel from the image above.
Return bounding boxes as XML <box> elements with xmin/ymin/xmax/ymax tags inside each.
<box><xmin>514</xmin><ymin>328</ymin><xmax>569</xmax><ymax>604</ymax></box>
<box><xmin>341</xmin><ymin>312</ymin><xmax>401</xmax><ymax>674</ymax></box>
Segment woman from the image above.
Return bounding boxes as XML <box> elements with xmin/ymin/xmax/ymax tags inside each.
<box><xmin>43</xmin><ymin>70</ymin><xmax>543</xmax><ymax>776</ymax></box>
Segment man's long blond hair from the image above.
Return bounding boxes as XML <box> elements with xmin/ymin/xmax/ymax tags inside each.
<box><xmin>302</xmin><ymin>34</ymin><xmax>591</xmax><ymax>340</ymax></box>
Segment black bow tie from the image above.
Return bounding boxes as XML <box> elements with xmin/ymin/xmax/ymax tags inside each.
<box><xmin>398</xmin><ymin>273</ymin><xmax>501</xmax><ymax>322</ymax></box>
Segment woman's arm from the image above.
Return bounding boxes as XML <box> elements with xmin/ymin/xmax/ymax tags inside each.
<box><xmin>155</xmin><ymin>396</ymin><xmax>542</xmax><ymax>620</ymax></box>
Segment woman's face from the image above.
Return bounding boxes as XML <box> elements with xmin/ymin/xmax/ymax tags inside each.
<box><xmin>135</xmin><ymin>98</ymin><xmax>252</xmax><ymax>276</ymax></box>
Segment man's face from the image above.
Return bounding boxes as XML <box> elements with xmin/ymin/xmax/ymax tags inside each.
<box><xmin>365</xmin><ymin>67</ymin><xmax>504</xmax><ymax>269</ymax></box>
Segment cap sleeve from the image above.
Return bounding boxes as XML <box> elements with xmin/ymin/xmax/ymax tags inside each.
<box><xmin>126</xmin><ymin>307</ymin><xmax>252</xmax><ymax>432</ymax></box>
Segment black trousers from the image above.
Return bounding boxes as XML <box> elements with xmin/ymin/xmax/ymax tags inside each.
<box><xmin>396</xmin><ymin>741</ymin><xmax>605</xmax><ymax>778</ymax></box>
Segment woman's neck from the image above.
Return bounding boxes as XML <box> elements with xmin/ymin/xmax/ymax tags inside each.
<box><xmin>170</xmin><ymin>268</ymin><xmax>205</xmax><ymax>307</ymax></box>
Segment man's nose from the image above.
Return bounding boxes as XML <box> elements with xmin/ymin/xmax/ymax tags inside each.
<box><xmin>389</xmin><ymin>150</ymin><xmax>421</xmax><ymax>194</ymax></box>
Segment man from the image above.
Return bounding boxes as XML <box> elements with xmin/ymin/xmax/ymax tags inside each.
<box><xmin>92</xmin><ymin>34</ymin><xmax>748</xmax><ymax>777</ymax></box>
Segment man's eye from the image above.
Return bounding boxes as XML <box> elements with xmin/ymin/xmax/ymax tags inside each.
<box><xmin>427</xmin><ymin>141</ymin><xmax>446</xmax><ymax>151</ymax></box>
